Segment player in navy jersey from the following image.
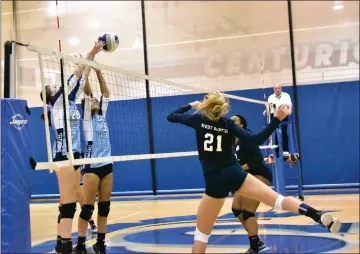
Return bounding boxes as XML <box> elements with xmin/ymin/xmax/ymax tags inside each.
<box><xmin>74</xmin><ymin>67</ymin><xmax>112</xmax><ymax>254</ymax></box>
<box><xmin>39</xmin><ymin>41</ymin><xmax>104</xmax><ymax>254</ymax></box>
<box><xmin>230</xmin><ymin>114</ymin><xmax>272</xmax><ymax>253</ymax></box>
<box><xmin>167</xmin><ymin>92</ymin><xmax>341</xmax><ymax>253</ymax></box>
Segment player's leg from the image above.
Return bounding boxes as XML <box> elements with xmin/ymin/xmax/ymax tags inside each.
<box><xmin>50</xmin><ymin>203</ymin><xmax>62</xmax><ymax>253</ymax></box>
<box><xmin>51</xmin><ymin>172</ymin><xmax>63</xmax><ymax>254</ymax></box>
<box><xmin>93</xmin><ymin>164</ymin><xmax>113</xmax><ymax>254</ymax></box>
<box><xmin>236</xmin><ymin>174</ymin><xmax>341</xmax><ymax>232</ymax></box>
<box><xmin>192</xmin><ymin>194</ymin><xmax>225</xmax><ymax>253</ymax></box>
<box><xmin>75</xmin><ymin>171</ymin><xmax>100</xmax><ymax>253</ymax></box>
<box><xmin>192</xmin><ymin>167</ymin><xmax>232</xmax><ymax>253</ymax></box>
<box><xmin>78</xmin><ymin>176</ymin><xmax>97</xmax><ymax>233</ymax></box>
<box><xmin>232</xmin><ymin>194</ymin><xmax>245</xmax><ymax>227</ymax></box>
<box><xmin>233</xmin><ymin>175</ymin><xmax>270</xmax><ymax>253</ymax></box>
<box><xmin>56</xmin><ymin>166</ymin><xmax>79</xmax><ymax>254</ymax></box>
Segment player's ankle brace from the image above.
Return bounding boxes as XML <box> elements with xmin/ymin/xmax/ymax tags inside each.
<box><xmin>299</xmin><ymin>203</ymin><xmax>321</xmax><ymax>222</ymax></box>
<box><xmin>249</xmin><ymin>235</ymin><xmax>260</xmax><ymax>250</ymax></box>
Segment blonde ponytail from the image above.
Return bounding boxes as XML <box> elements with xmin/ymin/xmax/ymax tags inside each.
<box><xmin>197</xmin><ymin>92</ymin><xmax>229</xmax><ymax>121</ymax></box>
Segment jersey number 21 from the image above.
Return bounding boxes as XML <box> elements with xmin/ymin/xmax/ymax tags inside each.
<box><xmin>204</xmin><ymin>133</ymin><xmax>222</xmax><ymax>152</ymax></box>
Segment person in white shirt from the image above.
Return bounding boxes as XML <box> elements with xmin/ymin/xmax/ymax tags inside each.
<box><xmin>267</xmin><ymin>84</ymin><xmax>292</xmax><ymax>159</ymax></box>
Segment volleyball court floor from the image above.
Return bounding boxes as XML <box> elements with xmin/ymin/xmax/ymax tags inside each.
<box><xmin>31</xmin><ymin>189</ymin><xmax>359</xmax><ymax>253</ymax></box>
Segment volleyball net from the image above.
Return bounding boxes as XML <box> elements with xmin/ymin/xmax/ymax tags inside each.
<box><xmin>23</xmin><ymin>43</ymin><xmax>277</xmax><ymax>172</ymax></box>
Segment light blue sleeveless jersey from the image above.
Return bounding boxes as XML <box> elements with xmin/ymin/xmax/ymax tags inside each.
<box><xmin>83</xmin><ymin>95</ymin><xmax>112</xmax><ymax>168</ymax></box>
<box><xmin>49</xmin><ymin>74</ymin><xmax>85</xmax><ymax>160</ymax></box>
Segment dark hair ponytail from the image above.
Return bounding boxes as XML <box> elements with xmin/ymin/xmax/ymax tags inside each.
<box><xmin>235</xmin><ymin>114</ymin><xmax>248</xmax><ymax>129</ymax></box>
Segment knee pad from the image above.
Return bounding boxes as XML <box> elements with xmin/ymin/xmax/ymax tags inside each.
<box><xmin>98</xmin><ymin>201</ymin><xmax>110</xmax><ymax>217</ymax></box>
<box><xmin>61</xmin><ymin>203</ymin><xmax>77</xmax><ymax>219</ymax></box>
<box><xmin>275</xmin><ymin>195</ymin><xmax>285</xmax><ymax>210</ymax></box>
<box><xmin>80</xmin><ymin>204</ymin><xmax>94</xmax><ymax>222</ymax></box>
<box><xmin>232</xmin><ymin>208</ymin><xmax>243</xmax><ymax>218</ymax></box>
<box><xmin>194</xmin><ymin>227</ymin><xmax>210</xmax><ymax>243</ymax></box>
<box><xmin>242</xmin><ymin>210</ymin><xmax>256</xmax><ymax>221</ymax></box>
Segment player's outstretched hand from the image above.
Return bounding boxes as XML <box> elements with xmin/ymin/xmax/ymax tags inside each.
<box><xmin>92</xmin><ymin>41</ymin><xmax>106</xmax><ymax>54</ymax></box>
<box><xmin>189</xmin><ymin>100</ymin><xmax>200</xmax><ymax>110</ymax></box>
<box><xmin>275</xmin><ymin>105</ymin><xmax>289</xmax><ymax>121</ymax></box>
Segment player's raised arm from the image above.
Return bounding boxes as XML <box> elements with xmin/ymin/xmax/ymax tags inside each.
<box><xmin>167</xmin><ymin>101</ymin><xmax>200</xmax><ymax>128</ymax></box>
<box><xmin>96</xmin><ymin>69</ymin><xmax>109</xmax><ymax>98</ymax></box>
<box><xmin>230</xmin><ymin>105</ymin><xmax>288</xmax><ymax>145</ymax></box>
<box><xmin>94</xmin><ymin>68</ymin><xmax>110</xmax><ymax>118</ymax></box>
<box><xmin>74</xmin><ymin>41</ymin><xmax>105</xmax><ymax>79</ymax></box>
<box><xmin>82</xmin><ymin>79</ymin><xmax>93</xmax><ymax>142</ymax></box>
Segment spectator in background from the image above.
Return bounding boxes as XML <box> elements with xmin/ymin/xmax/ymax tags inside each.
<box><xmin>267</xmin><ymin>84</ymin><xmax>294</xmax><ymax>160</ymax></box>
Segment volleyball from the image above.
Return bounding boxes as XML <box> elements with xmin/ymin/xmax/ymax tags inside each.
<box><xmin>98</xmin><ymin>32</ymin><xmax>119</xmax><ymax>53</ymax></box>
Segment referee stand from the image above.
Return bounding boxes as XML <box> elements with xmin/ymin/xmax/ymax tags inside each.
<box><xmin>263</xmin><ymin>113</ymin><xmax>304</xmax><ymax>200</ymax></box>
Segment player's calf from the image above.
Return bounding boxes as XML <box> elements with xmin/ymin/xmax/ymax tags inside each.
<box><xmin>60</xmin><ymin>203</ymin><xmax>77</xmax><ymax>254</ymax></box>
<box><xmin>93</xmin><ymin>201</ymin><xmax>111</xmax><ymax>253</ymax></box>
<box><xmin>76</xmin><ymin>205</ymin><xmax>95</xmax><ymax>252</ymax></box>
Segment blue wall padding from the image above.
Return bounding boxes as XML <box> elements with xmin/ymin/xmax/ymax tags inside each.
<box><xmin>155</xmin><ymin>157</ymin><xmax>203</xmax><ymax>190</ymax></box>
<box><xmin>296</xmin><ymin>81</ymin><xmax>359</xmax><ymax>185</ymax></box>
<box><xmin>27</xmin><ymin>81</ymin><xmax>359</xmax><ymax>196</ymax></box>
<box><xmin>1</xmin><ymin>99</ymin><xmax>32</xmax><ymax>253</ymax></box>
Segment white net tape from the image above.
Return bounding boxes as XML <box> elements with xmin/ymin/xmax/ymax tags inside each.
<box><xmin>36</xmin><ymin>145</ymin><xmax>278</xmax><ymax>171</ymax></box>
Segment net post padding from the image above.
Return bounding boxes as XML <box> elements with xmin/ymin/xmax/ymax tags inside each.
<box><xmin>1</xmin><ymin>99</ymin><xmax>32</xmax><ymax>253</ymax></box>
<box><xmin>27</xmin><ymin>44</ymin><xmax>268</xmax><ymax>105</ymax></box>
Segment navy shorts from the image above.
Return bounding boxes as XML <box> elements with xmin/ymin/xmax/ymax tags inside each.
<box><xmin>204</xmin><ymin>162</ymin><xmax>248</xmax><ymax>199</ymax></box>
<box><xmin>245</xmin><ymin>158</ymin><xmax>273</xmax><ymax>183</ymax></box>
<box><xmin>83</xmin><ymin>163</ymin><xmax>113</xmax><ymax>180</ymax></box>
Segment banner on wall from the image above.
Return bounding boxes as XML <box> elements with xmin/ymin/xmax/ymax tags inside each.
<box><xmin>145</xmin><ymin>39</ymin><xmax>359</xmax><ymax>89</ymax></box>
<box><xmin>203</xmin><ymin>40</ymin><xmax>359</xmax><ymax>76</ymax></box>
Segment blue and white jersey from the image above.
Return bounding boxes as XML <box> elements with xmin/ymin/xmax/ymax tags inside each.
<box><xmin>83</xmin><ymin>94</ymin><xmax>112</xmax><ymax>168</ymax></box>
<box><xmin>49</xmin><ymin>75</ymin><xmax>85</xmax><ymax>161</ymax></box>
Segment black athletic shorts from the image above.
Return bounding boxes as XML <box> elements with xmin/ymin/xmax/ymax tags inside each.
<box><xmin>83</xmin><ymin>163</ymin><xmax>113</xmax><ymax>179</ymax></box>
<box><xmin>244</xmin><ymin>158</ymin><xmax>273</xmax><ymax>183</ymax></box>
<box><xmin>204</xmin><ymin>162</ymin><xmax>248</xmax><ymax>199</ymax></box>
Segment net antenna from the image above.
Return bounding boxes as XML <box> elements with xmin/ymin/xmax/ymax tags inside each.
<box><xmin>260</xmin><ymin>60</ymin><xmax>273</xmax><ymax>146</ymax></box>
<box><xmin>24</xmin><ymin>43</ymin><xmax>274</xmax><ymax>171</ymax></box>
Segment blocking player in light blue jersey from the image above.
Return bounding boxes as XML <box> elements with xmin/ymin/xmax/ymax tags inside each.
<box><xmin>74</xmin><ymin>67</ymin><xmax>112</xmax><ymax>254</ymax></box>
<box><xmin>39</xmin><ymin>41</ymin><xmax>105</xmax><ymax>254</ymax></box>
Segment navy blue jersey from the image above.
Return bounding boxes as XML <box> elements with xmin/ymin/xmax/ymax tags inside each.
<box><xmin>234</xmin><ymin>128</ymin><xmax>269</xmax><ymax>171</ymax></box>
<box><xmin>167</xmin><ymin>104</ymin><xmax>281</xmax><ymax>175</ymax></box>
<box><xmin>234</xmin><ymin>128</ymin><xmax>264</xmax><ymax>165</ymax></box>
